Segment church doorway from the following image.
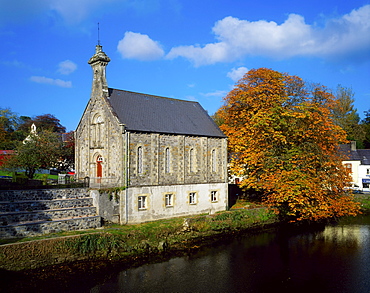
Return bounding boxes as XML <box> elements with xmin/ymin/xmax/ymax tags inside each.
<box><xmin>96</xmin><ymin>156</ymin><xmax>103</xmax><ymax>183</ymax></box>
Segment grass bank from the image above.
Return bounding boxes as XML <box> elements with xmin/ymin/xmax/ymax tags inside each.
<box><xmin>0</xmin><ymin>207</ymin><xmax>277</xmax><ymax>272</ymax></box>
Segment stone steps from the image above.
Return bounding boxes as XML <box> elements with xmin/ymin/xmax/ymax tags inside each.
<box><xmin>0</xmin><ymin>216</ymin><xmax>101</xmax><ymax>238</ymax></box>
<box><xmin>0</xmin><ymin>207</ymin><xmax>97</xmax><ymax>225</ymax></box>
<box><xmin>0</xmin><ymin>188</ymin><xmax>90</xmax><ymax>201</ymax></box>
<box><xmin>0</xmin><ymin>198</ymin><xmax>93</xmax><ymax>213</ymax></box>
<box><xmin>0</xmin><ymin>188</ymin><xmax>101</xmax><ymax>238</ymax></box>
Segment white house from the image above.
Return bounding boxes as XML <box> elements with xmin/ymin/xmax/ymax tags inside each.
<box><xmin>341</xmin><ymin>141</ymin><xmax>370</xmax><ymax>192</ymax></box>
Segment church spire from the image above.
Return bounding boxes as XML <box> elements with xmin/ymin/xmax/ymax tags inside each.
<box><xmin>88</xmin><ymin>43</ymin><xmax>110</xmax><ymax>96</ymax></box>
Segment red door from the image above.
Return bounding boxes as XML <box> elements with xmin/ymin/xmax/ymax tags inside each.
<box><xmin>97</xmin><ymin>156</ymin><xmax>103</xmax><ymax>183</ymax></box>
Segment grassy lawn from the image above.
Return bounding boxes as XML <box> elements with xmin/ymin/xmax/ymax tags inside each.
<box><xmin>0</xmin><ymin>171</ymin><xmax>58</xmax><ymax>180</ymax></box>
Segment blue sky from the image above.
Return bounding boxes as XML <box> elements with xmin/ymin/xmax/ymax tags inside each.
<box><xmin>1</xmin><ymin>0</ymin><xmax>369</xmax><ymax>131</ymax></box>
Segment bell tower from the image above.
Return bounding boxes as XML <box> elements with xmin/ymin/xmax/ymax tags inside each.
<box><xmin>88</xmin><ymin>44</ymin><xmax>111</xmax><ymax>97</ymax></box>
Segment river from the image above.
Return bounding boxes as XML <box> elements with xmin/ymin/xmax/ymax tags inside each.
<box><xmin>6</xmin><ymin>214</ymin><xmax>370</xmax><ymax>293</ymax></box>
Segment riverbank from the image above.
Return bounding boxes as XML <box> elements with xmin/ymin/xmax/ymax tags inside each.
<box><xmin>0</xmin><ymin>207</ymin><xmax>276</xmax><ymax>272</ymax></box>
<box><xmin>2</xmin><ymin>194</ymin><xmax>370</xmax><ymax>270</ymax></box>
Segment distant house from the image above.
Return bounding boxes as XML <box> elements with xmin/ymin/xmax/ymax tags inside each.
<box><xmin>0</xmin><ymin>150</ymin><xmax>15</xmax><ymax>167</ymax></box>
<box><xmin>341</xmin><ymin>141</ymin><xmax>370</xmax><ymax>192</ymax></box>
<box><xmin>75</xmin><ymin>45</ymin><xmax>228</xmax><ymax>224</ymax></box>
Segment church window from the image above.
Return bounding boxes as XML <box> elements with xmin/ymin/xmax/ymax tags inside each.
<box><xmin>211</xmin><ymin>149</ymin><xmax>217</xmax><ymax>172</ymax></box>
<box><xmin>93</xmin><ymin>115</ymin><xmax>103</xmax><ymax>147</ymax></box>
<box><xmin>165</xmin><ymin>147</ymin><xmax>170</xmax><ymax>173</ymax></box>
<box><xmin>137</xmin><ymin>146</ymin><xmax>143</xmax><ymax>174</ymax></box>
<box><xmin>189</xmin><ymin>148</ymin><xmax>194</xmax><ymax>172</ymax></box>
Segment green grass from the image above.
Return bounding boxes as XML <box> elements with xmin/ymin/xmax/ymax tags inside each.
<box><xmin>355</xmin><ymin>195</ymin><xmax>370</xmax><ymax>211</ymax></box>
<box><xmin>0</xmin><ymin>171</ymin><xmax>58</xmax><ymax>180</ymax></box>
<box><xmin>0</xmin><ymin>209</ymin><xmax>276</xmax><ymax>246</ymax></box>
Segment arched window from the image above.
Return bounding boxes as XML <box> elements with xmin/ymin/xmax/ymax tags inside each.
<box><xmin>165</xmin><ymin>147</ymin><xmax>170</xmax><ymax>173</ymax></box>
<box><xmin>93</xmin><ymin>115</ymin><xmax>103</xmax><ymax>147</ymax></box>
<box><xmin>211</xmin><ymin>149</ymin><xmax>217</xmax><ymax>172</ymax></box>
<box><xmin>189</xmin><ymin>148</ymin><xmax>194</xmax><ymax>173</ymax></box>
<box><xmin>137</xmin><ymin>146</ymin><xmax>143</xmax><ymax>174</ymax></box>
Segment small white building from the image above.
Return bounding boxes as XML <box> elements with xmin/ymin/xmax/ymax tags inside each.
<box><xmin>341</xmin><ymin>141</ymin><xmax>370</xmax><ymax>192</ymax></box>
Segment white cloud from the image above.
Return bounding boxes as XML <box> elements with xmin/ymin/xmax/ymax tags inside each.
<box><xmin>30</xmin><ymin>76</ymin><xmax>72</xmax><ymax>88</ymax></box>
<box><xmin>227</xmin><ymin>67</ymin><xmax>249</xmax><ymax>82</ymax></box>
<box><xmin>167</xmin><ymin>5</ymin><xmax>370</xmax><ymax>65</ymax></box>
<box><xmin>117</xmin><ymin>31</ymin><xmax>165</xmax><ymax>61</ymax></box>
<box><xmin>58</xmin><ymin>60</ymin><xmax>77</xmax><ymax>75</ymax></box>
<box><xmin>201</xmin><ymin>90</ymin><xmax>228</xmax><ymax>98</ymax></box>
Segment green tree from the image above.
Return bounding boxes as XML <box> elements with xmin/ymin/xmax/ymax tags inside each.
<box><xmin>362</xmin><ymin>110</ymin><xmax>370</xmax><ymax>149</ymax></box>
<box><xmin>218</xmin><ymin>68</ymin><xmax>360</xmax><ymax>221</ymax></box>
<box><xmin>59</xmin><ymin>131</ymin><xmax>75</xmax><ymax>171</ymax></box>
<box><xmin>211</xmin><ymin>111</ymin><xmax>224</xmax><ymax>127</ymax></box>
<box><xmin>331</xmin><ymin>85</ymin><xmax>364</xmax><ymax>146</ymax></box>
<box><xmin>0</xmin><ymin>108</ymin><xmax>22</xmax><ymax>149</ymax></box>
<box><xmin>2</xmin><ymin>131</ymin><xmax>64</xmax><ymax>179</ymax></box>
<box><xmin>18</xmin><ymin>114</ymin><xmax>66</xmax><ymax>134</ymax></box>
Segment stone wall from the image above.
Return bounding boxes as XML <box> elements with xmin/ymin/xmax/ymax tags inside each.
<box><xmin>0</xmin><ymin>188</ymin><xmax>101</xmax><ymax>238</ymax></box>
<box><xmin>0</xmin><ymin>216</ymin><xmax>101</xmax><ymax>238</ymax></box>
<box><xmin>0</xmin><ymin>188</ymin><xmax>90</xmax><ymax>201</ymax></box>
<box><xmin>129</xmin><ymin>133</ymin><xmax>227</xmax><ymax>187</ymax></box>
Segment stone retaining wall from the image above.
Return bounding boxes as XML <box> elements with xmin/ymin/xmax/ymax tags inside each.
<box><xmin>0</xmin><ymin>188</ymin><xmax>89</xmax><ymax>201</ymax></box>
<box><xmin>0</xmin><ymin>198</ymin><xmax>93</xmax><ymax>213</ymax></box>
<box><xmin>1</xmin><ymin>207</ymin><xmax>97</xmax><ymax>225</ymax></box>
<box><xmin>0</xmin><ymin>216</ymin><xmax>101</xmax><ymax>238</ymax></box>
<box><xmin>0</xmin><ymin>188</ymin><xmax>101</xmax><ymax>238</ymax></box>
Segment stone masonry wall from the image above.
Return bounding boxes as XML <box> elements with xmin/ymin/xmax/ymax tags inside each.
<box><xmin>129</xmin><ymin>132</ymin><xmax>226</xmax><ymax>187</ymax></box>
<box><xmin>0</xmin><ymin>188</ymin><xmax>101</xmax><ymax>238</ymax></box>
<box><xmin>0</xmin><ymin>188</ymin><xmax>90</xmax><ymax>201</ymax></box>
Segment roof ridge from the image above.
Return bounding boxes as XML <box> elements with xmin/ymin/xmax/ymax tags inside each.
<box><xmin>108</xmin><ymin>87</ymin><xmax>198</xmax><ymax>104</ymax></box>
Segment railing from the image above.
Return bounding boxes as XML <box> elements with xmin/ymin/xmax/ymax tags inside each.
<box><xmin>82</xmin><ymin>177</ymin><xmax>121</xmax><ymax>188</ymax></box>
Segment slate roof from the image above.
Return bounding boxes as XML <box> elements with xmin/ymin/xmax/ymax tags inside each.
<box><xmin>339</xmin><ymin>144</ymin><xmax>370</xmax><ymax>165</ymax></box>
<box><xmin>107</xmin><ymin>88</ymin><xmax>226</xmax><ymax>138</ymax></box>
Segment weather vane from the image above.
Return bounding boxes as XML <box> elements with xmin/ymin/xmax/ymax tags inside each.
<box><xmin>98</xmin><ymin>22</ymin><xmax>100</xmax><ymax>46</ymax></box>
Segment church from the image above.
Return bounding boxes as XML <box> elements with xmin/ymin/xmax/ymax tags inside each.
<box><xmin>75</xmin><ymin>45</ymin><xmax>228</xmax><ymax>224</ymax></box>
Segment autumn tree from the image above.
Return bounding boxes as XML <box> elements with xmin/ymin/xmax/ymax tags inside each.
<box><xmin>218</xmin><ymin>68</ymin><xmax>360</xmax><ymax>221</ymax></box>
<box><xmin>2</xmin><ymin>131</ymin><xmax>64</xmax><ymax>179</ymax></box>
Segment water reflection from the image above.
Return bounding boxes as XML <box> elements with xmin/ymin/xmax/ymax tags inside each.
<box><xmin>92</xmin><ymin>216</ymin><xmax>370</xmax><ymax>293</ymax></box>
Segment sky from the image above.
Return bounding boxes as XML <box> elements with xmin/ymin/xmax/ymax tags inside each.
<box><xmin>1</xmin><ymin>0</ymin><xmax>369</xmax><ymax>132</ymax></box>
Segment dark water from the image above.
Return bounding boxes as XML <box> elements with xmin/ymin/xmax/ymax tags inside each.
<box><xmin>91</xmin><ymin>215</ymin><xmax>370</xmax><ymax>293</ymax></box>
<box><xmin>4</xmin><ymin>215</ymin><xmax>370</xmax><ymax>293</ymax></box>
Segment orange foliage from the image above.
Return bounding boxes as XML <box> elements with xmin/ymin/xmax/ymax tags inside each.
<box><xmin>219</xmin><ymin>68</ymin><xmax>360</xmax><ymax>221</ymax></box>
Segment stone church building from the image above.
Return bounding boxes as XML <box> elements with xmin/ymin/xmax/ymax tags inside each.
<box><xmin>75</xmin><ymin>45</ymin><xmax>228</xmax><ymax>224</ymax></box>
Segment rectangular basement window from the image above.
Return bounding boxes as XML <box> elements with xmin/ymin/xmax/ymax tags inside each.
<box><xmin>165</xmin><ymin>193</ymin><xmax>173</xmax><ymax>207</ymax></box>
<box><xmin>138</xmin><ymin>195</ymin><xmax>147</xmax><ymax>210</ymax></box>
<box><xmin>211</xmin><ymin>190</ymin><xmax>218</xmax><ymax>202</ymax></box>
<box><xmin>189</xmin><ymin>192</ymin><xmax>197</xmax><ymax>205</ymax></box>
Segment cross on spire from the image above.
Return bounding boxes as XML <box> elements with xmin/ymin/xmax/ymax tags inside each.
<box><xmin>98</xmin><ymin>22</ymin><xmax>100</xmax><ymax>46</ymax></box>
